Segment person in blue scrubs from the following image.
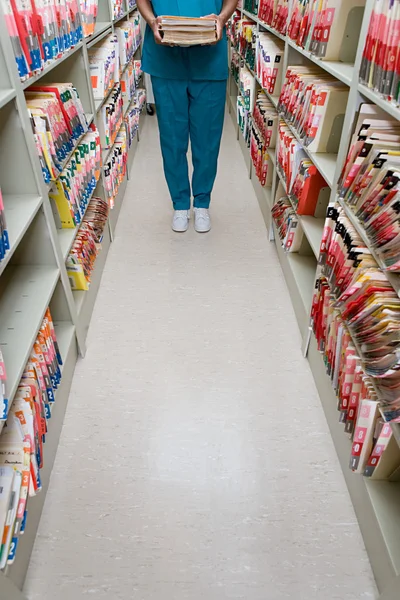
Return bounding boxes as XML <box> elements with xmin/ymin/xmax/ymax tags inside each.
<box><xmin>137</xmin><ymin>0</ymin><xmax>237</xmax><ymax>233</ymax></box>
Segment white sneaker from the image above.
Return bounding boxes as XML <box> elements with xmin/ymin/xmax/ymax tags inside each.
<box><xmin>172</xmin><ymin>210</ymin><xmax>189</xmax><ymax>232</ymax></box>
<box><xmin>194</xmin><ymin>208</ymin><xmax>211</xmax><ymax>233</ymax></box>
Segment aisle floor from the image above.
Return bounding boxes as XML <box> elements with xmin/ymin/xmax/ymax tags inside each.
<box><xmin>25</xmin><ymin>115</ymin><xmax>378</xmax><ymax>600</ymax></box>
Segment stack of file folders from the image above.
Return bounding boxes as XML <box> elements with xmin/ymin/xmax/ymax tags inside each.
<box><xmin>238</xmin><ymin>66</ymin><xmax>255</xmax><ymax>144</ymax></box>
<box><xmin>237</xmin><ymin>19</ymin><xmax>256</xmax><ymax>71</ymax></box>
<box><xmin>239</xmin><ymin>65</ymin><xmax>255</xmax><ymax>111</ymax></box>
<box><xmin>312</xmin><ymin>273</ymin><xmax>400</xmax><ymax>478</ymax></box>
<box><xmin>25</xmin><ymin>84</ymin><xmax>88</xmax><ymax>184</ymax></box>
<box><xmin>84</xmin><ymin>196</ymin><xmax>109</xmax><ymax>244</ymax></box>
<box><xmin>237</xmin><ymin>95</ymin><xmax>251</xmax><ymax>144</ymax></box>
<box><xmin>338</xmin><ymin>103</ymin><xmax>400</xmax><ymax>271</ymax></box>
<box><xmin>1</xmin><ymin>0</ymin><xmax>83</xmax><ymax>81</ymax></box>
<box><xmin>121</xmin><ymin>60</ymin><xmax>142</xmax><ymax>113</ymax></box>
<box><xmin>103</xmin><ymin>127</ymin><xmax>128</xmax><ymax>208</ymax></box>
<box><xmin>121</xmin><ymin>63</ymin><xmax>137</xmax><ymax>113</ymax></box>
<box><xmin>0</xmin><ymin>309</ymin><xmax>62</xmax><ymax>567</ymax></box>
<box><xmin>101</xmin><ymin>83</ymin><xmax>123</xmax><ymax>150</ymax></box>
<box><xmin>227</xmin><ymin>11</ymin><xmax>242</xmax><ymax>48</ymax></box>
<box><xmin>230</xmin><ymin>48</ymin><xmax>240</xmax><ymax>85</ymax></box>
<box><xmin>243</xmin><ymin>0</ymin><xmax>258</xmax><ymax>16</ymax></box>
<box><xmin>277</xmin><ymin>121</ymin><xmax>329</xmax><ymax>215</ymax></box>
<box><xmin>250</xmin><ymin>91</ymin><xmax>277</xmax><ymax>186</ymax></box>
<box><xmin>111</xmin><ymin>0</ymin><xmax>124</xmax><ymax>20</ymax></box>
<box><xmin>125</xmin><ymin>89</ymin><xmax>146</xmax><ymax>147</ymax></box>
<box><xmin>0</xmin><ymin>351</ymin><xmax>6</xmax><ymax>421</ymax></box>
<box><xmin>272</xmin><ymin>191</ymin><xmax>303</xmax><ymax>252</ymax></box>
<box><xmin>258</xmin><ymin>0</ymin><xmax>289</xmax><ymax>34</ymax></box>
<box><xmin>159</xmin><ymin>17</ymin><xmax>216</xmax><ymax>46</ymax></box>
<box><xmin>360</xmin><ymin>0</ymin><xmax>400</xmax><ymax>105</ymax></box>
<box><xmin>278</xmin><ymin>66</ymin><xmax>348</xmax><ymax>153</ymax></box>
<box><xmin>317</xmin><ymin>202</ymin><xmax>400</xmax><ymax>424</ymax></box>
<box><xmin>253</xmin><ymin>91</ymin><xmax>278</xmax><ymax>148</ymax></box>
<box><xmin>80</xmin><ymin>0</ymin><xmax>98</xmax><ymax>37</ymax></box>
<box><xmin>49</xmin><ymin>126</ymin><xmax>101</xmax><ymax>228</ymax></box>
<box><xmin>250</xmin><ymin>122</ymin><xmax>273</xmax><ymax>187</ymax></box>
<box><xmin>115</xmin><ymin>12</ymin><xmax>141</xmax><ymax>69</ymax></box>
<box><xmin>66</xmin><ymin>196</ymin><xmax>109</xmax><ymax>290</ymax></box>
<box><xmin>0</xmin><ymin>188</ymin><xmax>9</xmax><ymax>264</ymax></box>
<box><xmin>88</xmin><ymin>34</ymin><xmax>119</xmax><ymax>101</ymax></box>
<box><xmin>288</xmin><ymin>0</ymin><xmax>365</xmax><ymax>62</ymax></box>
<box><xmin>256</xmin><ymin>33</ymin><xmax>284</xmax><ymax>96</ymax></box>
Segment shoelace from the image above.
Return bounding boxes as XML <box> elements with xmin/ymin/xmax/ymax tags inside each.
<box><xmin>174</xmin><ymin>210</ymin><xmax>188</xmax><ymax>220</ymax></box>
<box><xmin>195</xmin><ymin>209</ymin><xmax>209</xmax><ymax>221</ymax></box>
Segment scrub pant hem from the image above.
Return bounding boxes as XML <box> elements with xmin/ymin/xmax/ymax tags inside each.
<box><xmin>174</xmin><ymin>200</ymin><xmax>191</xmax><ymax>211</ymax></box>
<box><xmin>193</xmin><ymin>194</ymin><xmax>211</xmax><ymax>209</ymax></box>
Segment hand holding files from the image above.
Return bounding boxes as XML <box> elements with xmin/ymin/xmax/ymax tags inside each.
<box><xmin>201</xmin><ymin>13</ymin><xmax>224</xmax><ymax>42</ymax></box>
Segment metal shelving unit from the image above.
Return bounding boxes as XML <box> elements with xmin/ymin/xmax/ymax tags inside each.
<box><xmin>0</xmin><ymin>1</ymin><xmax>145</xmax><ymax>596</ymax></box>
<box><xmin>228</xmin><ymin>1</ymin><xmax>400</xmax><ymax>597</ymax></box>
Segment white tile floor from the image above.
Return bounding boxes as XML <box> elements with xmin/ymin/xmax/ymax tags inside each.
<box><xmin>24</xmin><ymin>115</ymin><xmax>378</xmax><ymax>600</ymax></box>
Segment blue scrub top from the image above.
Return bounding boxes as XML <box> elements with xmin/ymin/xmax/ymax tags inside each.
<box><xmin>141</xmin><ymin>0</ymin><xmax>228</xmax><ymax>81</ymax></box>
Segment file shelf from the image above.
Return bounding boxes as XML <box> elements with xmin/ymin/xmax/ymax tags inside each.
<box><xmin>114</xmin><ymin>10</ymin><xmax>130</xmax><ymax>23</ymax></box>
<box><xmin>337</xmin><ymin>198</ymin><xmax>400</xmax><ymax>299</ymax></box>
<box><xmin>86</xmin><ymin>23</ymin><xmax>113</xmax><ymax>48</ymax></box>
<box><xmin>238</xmin><ymin>125</ymin><xmax>252</xmax><ymax>174</ymax></box>
<box><xmin>299</xmin><ymin>216</ymin><xmax>325</xmax><ymax>259</ymax></box>
<box><xmin>275</xmin><ymin>165</ymin><xmax>324</xmax><ymax>260</ymax></box>
<box><xmin>229</xmin><ymin>93</ymin><xmax>238</xmax><ymax>129</ymax></box>
<box><xmin>279</xmin><ymin>114</ymin><xmax>337</xmax><ymax>187</ymax></box>
<box><xmin>73</xmin><ymin>219</ymin><xmax>112</xmax><ymax>340</ymax></box>
<box><xmin>272</xmin><ymin>221</ymin><xmax>317</xmax><ymax>330</ymax></box>
<box><xmin>258</xmin><ymin>19</ymin><xmax>286</xmax><ymax>42</ymax></box>
<box><xmin>6</xmin><ymin>316</ymin><xmax>78</xmax><ymax>591</ymax></box>
<box><xmin>0</xmin><ymin>265</ymin><xmax>60</xmax><ymax>417</ymax></box>
<box><xmin>229</xmin><ymin>1</ymin><xmax>400</xmax><ymax>595</ymax></box>
<box><xmin>0</xmin><ymin>195</ymin><xmax>42</xmax><ymax>277</ymax></box>
<box><xmin>0</xmin><ymin>0</ymin><xmax>145</xmax><ymax>594</ymax></box>
<box><xmin>45</xmin><ymin>114</ymin><xmax>95</xmax><ymax>193</ymax></box>
<box><xmin>286</xmin><ymin>38</ymin><xmax>354</xmax><ymax>86</ymax></box>
<box><xmin>267</xmin><ymin>146</ymin><xmax>276</xmax><ymax>165</ymax></box>
<box><xmin>127</xmin><ymin>129</ymin><xmax>140</xmax><ymax>177</ymax></box>
<box><xmin>241</xmin><ymin>7</ymin><xmax>355</xmax><ymax>85</ymax></box>
<box><xmin>57</xmin><ymin>182</ymin><xmax>99</xmax><ymax>262</ymax></box>
<box><xmin>0</xmin><ymin>89</ymin><xmax>16</xmax><ymax>109</ymax></box>
<box><xmin>252</xmin><ymin>174</ymin><xmax>272</xmax><ymax>225</ymax></box>
<box><xmin>20</xmin><ymin>42</ymin><xmax>84</xmax><ymax>90</ymax></box>
<box><xmin>307</xmin><ymin>335</ymin><xmax>400</xmax><ymax>593</ymax></box>
<box><xmin>358</xmin><ymin>83</ymin><xmax>400</xmax><ymax>123</ymax></box>
<box><xmin>109</xmin><ymin>160</ymin><xmax>130</xmax><ymax>233</ymax></box>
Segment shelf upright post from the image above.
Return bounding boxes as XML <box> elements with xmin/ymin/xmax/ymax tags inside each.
<box><xmin>377</xmin><ymin>575</ymin><xmax>400</xmax><ymax>600</ymax></box>
<box><xmin>0</xmin><ymin>571</ymin><xmax>27</xmax><ymax>600</ymax></box>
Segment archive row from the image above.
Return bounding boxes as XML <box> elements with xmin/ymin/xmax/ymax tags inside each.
<box><xmin>227</xmin><ymin>0</ymin><xmax>400</xmax><ymax>593</ymax></box>
<box><xmin>0</xmin><ymin>1</ymin><xmax>146</xmax><ymax>592</ymax></box>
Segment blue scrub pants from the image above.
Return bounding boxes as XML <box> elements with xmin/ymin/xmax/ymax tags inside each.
<box><xmin>151</xmin><ymin>77</ymin><xmax>227</xmax><ymax>211</ymax></box>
